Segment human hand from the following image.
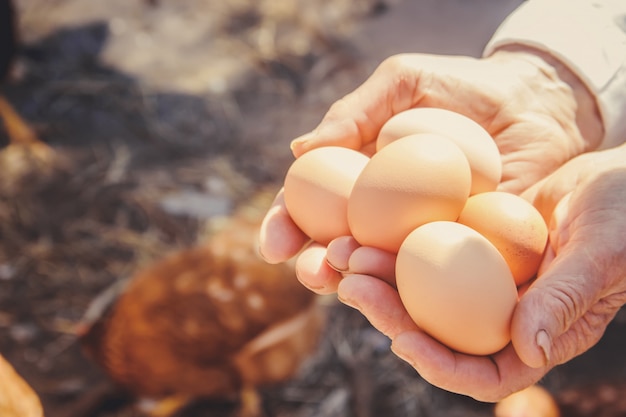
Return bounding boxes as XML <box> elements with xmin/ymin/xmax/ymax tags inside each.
<box><xmin>259</xmin><ymin>48</ymin><xmax>602</xmax><ymax>287</ymax></box>
<box><xmin>334</xmin><ymin>142</ymin><xmax>626</xmax><ymax>401</ymax></box>
<box><xmin>257</xmin><ymin>47</ymin><xmax>608</xmax><ymax>400</ymax></box>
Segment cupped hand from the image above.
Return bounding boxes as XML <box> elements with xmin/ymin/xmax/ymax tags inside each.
<box><xmin>291</xmin><ymin>49</ymin><xmax>601</xmax><ymax>192</ymax></box>
<box><xmin>336</xmin><ymin>143</ymin><xmax>626</xmax><ymax>401</ymax></box>
<box><xmin>513</xmin><ymin>143</ymin><xmax>626</xmax><ymax>371</ymax></box>
<box><xmin>256</xmin><ymin>48</ymin><xmax>612</xmax><ymax>400</ymax></box>
<box><xmin>259</xmin><ymin>49</ymin><xmax>601</xmax><ymax>286</ymax></box>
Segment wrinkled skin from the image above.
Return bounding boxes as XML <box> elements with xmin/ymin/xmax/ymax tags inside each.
<box><xmin>258</xmin><ymin>51</ymin><xmax>625</xmax><ymax>401</ymax></box>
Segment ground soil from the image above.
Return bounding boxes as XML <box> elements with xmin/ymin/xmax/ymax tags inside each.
<box><xmin>1</xmin><ymin>1</ymin><xmax>625</xmax><ymax>417</ymax></box>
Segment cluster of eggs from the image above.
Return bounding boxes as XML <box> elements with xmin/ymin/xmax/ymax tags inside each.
<box><xmin>282</xmin><ymin>108</ymin><xmax>548</xmax><ymax>355</ymax></box>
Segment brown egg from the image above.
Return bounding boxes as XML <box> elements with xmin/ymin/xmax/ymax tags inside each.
<box><xmin>284</xmin><ymin>146</ymin><xmax>369</xmax><ymax>245</ymax></box>
<box><xmin>457</xmin><ymin>191</ymin><xmax>548</xmax><ymax>286</ymax></box>
<box><xmin>376</xmin><ymin>108</ymin><xmax>502</xmax><ymax>195</ymax></box>
<box><xmin>396</xmin><ymin>221</ymin><xmax>518</xmax><ymax>355</ymax></box>
<box><xmin>348</xmin><ymin>134</ymin><xmax>471</xmax><ymax>253</ymax></box>
<box><xmin>494</xmin><ymin>385</ymin><xmax>560</xmax><ymax>417</ymax></box>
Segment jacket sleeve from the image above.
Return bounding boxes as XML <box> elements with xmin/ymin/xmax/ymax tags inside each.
<box><xmin>483</xmin><ymin>0</ymin><xmax>626</xmax><ymax>149</ymax></box>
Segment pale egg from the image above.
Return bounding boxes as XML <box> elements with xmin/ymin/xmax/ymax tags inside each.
<box><xmin>348</xmin><ymin>133</ymin><xmax>471</xmax><ymax>253</ymax></box>
<box><xmin>376</xmin><ymin>107</ymin><xmax>502</xmax><ymax>195</ymax></box>
<box><xmin>494</xmin><ymin>385</ymin><xmax>560</xmax><ymax>417</ymax></box>
<box><xmin>457</xmin><ymin>191</ymin><xmax>548</xmax><ymax>286</ymax></box>
<box><xmin>283</xmin><ymin>146</ymin><xmax>369</xmax><ymax>245</ymax></box>
<box><xmin>396</xmin><ymin>221</ymin><xmax>518</xmax><ymax>355</ymax></box>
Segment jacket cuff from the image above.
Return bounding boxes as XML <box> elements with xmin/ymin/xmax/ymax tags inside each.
<box><xmin>483</xmin><ymin>0</ymin><xmax>626</xmax><ymax>149</ymax></box>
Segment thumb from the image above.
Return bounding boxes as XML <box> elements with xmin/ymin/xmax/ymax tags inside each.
<box><xmin>290</xmin><ymin>56</ymin><xmax>419</xmax><ymax>157</ymax></box>
<box><xmin>510</xmin><ymin>195</ymin><xmax>602</xmax><ymax>369</ymax></box>
<box><xmin>510</xmin><ymin>244</ymin><xmax>598</xmax><ymax>368</ymax></box>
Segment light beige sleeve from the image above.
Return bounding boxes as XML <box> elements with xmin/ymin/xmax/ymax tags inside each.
<box><xmin>484</xmin><ymin>0</ymin><xmax>626</xmax><ymax>149</ymax></box>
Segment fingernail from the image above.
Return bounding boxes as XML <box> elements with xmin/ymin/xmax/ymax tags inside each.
<box><xmin>391</xmin><ymin>339</ymin><xmax>418</xmax><ymax>369</ymax></box>
<box><xmin>257</xmin><ymin>244</ymin><xmax>269</xmax><ymax>263</ymax></box>
<box><xmin>326</xmin><ymin>258</ymin><xmax>348</xmax><ymax>273</ymax></box>
<box><xmin>290</xmin><ymin>131</ymin><xmax>315</xmax><ymax>156</ymax></box>
<box><xmin>536</xmin><ymin>329</ymin><xmax>551</xmax><ymax>365</ymax></box>
<box><xmin>337</xmin><ymin>294</ymin><xmax>360</xmax><ymax>312</ymax></box>
<box><xmin>294</xmin><ymin>268</ymin><xmax>327</xmax><ymax>293</ymax></box>
<box><xmin>256</xmin><ymin>236</ymin><xmax>279</xmax><ymax>264</ymax></box>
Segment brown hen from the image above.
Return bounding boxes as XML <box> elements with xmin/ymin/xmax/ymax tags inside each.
<box><xmin>78</xmin><ymin>201</ymin><xmax>324</xmax><ymax>417</ymax></box>
<box><xmin>0</xmin><ymin>354</ymin><xmax>44</xmax><ymax>417</ymax></box>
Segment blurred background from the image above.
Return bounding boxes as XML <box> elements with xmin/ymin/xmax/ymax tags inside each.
<box><xmin>0</xmin><ymin>0</ymin><xmax>624</xmax><ymax>416</ymax></box>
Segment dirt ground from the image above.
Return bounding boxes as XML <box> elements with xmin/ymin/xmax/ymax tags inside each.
<box><xmin>1</xmin><ymin>1</ymin><xmax>625</xmax><ymax>416</ymax></box>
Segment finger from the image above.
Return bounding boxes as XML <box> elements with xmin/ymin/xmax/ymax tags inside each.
<box><xmin>295</xmin><ymin>243</ymin><xmax>342</xmax><ymax>294</ymax></box>
<box><xmin>533</xmin><ymin>147</ymin><xmax>626</xmax><ymax>224</ymax></box>
<box><xmin>545</xmin><ymin>192</ymin><xmax>573</xmax><ymax>256</ymax></box>
<box><xmin>326</xmin><ymin>238</ymin><xmax>397</xmax><ymax>287</ymax></box>
<box><xmin>338</xmin><ymin>277</ymin><xmax>547</xmax><ymax>401</ymax></box>
<box><xmin>290</xmin><ymin>55</ymin><xmax>422</xmax><ymax>157</ymax></box>
<box><xmin>392</xmin><ymin>332</ymin><xmax>546</xmax><ymax>402</ymax></box>
<box><xmin>258</xmin><ymin>189</ymin><xmax>310</xmax><ymax>264</ymax></box>
<box><xmin>511</xmin><ymin>250</ymin><xmax>602</xmax><ymax>369</ymax></box>
<box><xmin>519</xmin><ymin>174</ymin><xmax>549</xmax><ymax>205</ymax></box>
<box><xmin>511</xmin><ymin>196</ymin><xmax>600</xmax><ymax>369</ymax></box>
<box><xmin>348</xmin><ymin>246</ymin><xmax>397</xmax><ymax>287</ymax></box>
<box><xmin>530</xmin><ymin>174</ymin><xmax>579</xmax><ymax>225</ymax></box>
<box><xmin>326</xmin><ymin>236</ymin><xmax>361</xmax><ymax>272</ymax></box>
<box><xmin>513</xmin><ymin>176</ymin><xmax>626</xmax><ymax>369</ymax></box>
<box><xmin>337</xmin><ymin>274</ymin><xmax>418</xmax><ymax>338</ymax></box>
<box><xmin>523</xmin><ymin>154</ymin><xmax>590</xmax><ymax>223</ymax></box>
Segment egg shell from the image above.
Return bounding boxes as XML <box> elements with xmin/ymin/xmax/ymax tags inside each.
<box><xmin>283</xmin><ymin>146</ymin><xmax>369</xmax><ymax>245</ymax></box>
<box><xmin>348</xmin><ymin>133</ymin><xmax>471</xmax><ymax>253</ymax></box>
<box><xmin>396</xmin><ymin>221</ymin><xmax>518</xmax><ymax>356</ymax></box>
<box><xmin>457</xmin><ymin>191</ymin><xmax>548</xmax><ymax>286</ymax></box>
<box><xmin>376</xmin><ymin>107</ymin><xmax>502</xmax><ymax>195</ymax></box>
<box><xmin>494</xmin><ymin>385</ymin><xmax>560</xmax><ymax>417</ymax></box>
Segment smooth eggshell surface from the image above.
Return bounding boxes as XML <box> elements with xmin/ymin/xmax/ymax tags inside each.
<box><xmin>494</xmin><ymin>385</ymin><xmax>560</xmax><ymax>417</ymax></box>
<box><xmin>348</xmin><ymin>134</ymin><xmax>471</xmax><ymax>253</ymax></box>
<box><xmin>283</xmin><ymin>146</ymin><xmax>370</xmax><ymax>245</ymax></box>
<box><xmin>396</xmin><ymin>221</ymin><xmax>518</xmax><ymax>356</ymax></box>
<box><xmin>457</xmin><ymin>191</ymin><xmax>548</xmax><ymax>286</ymax></box>
<box><xmin>376</xmin><ymin>107</ymin><xmax>502</xmax><ymax>195</ymax></box>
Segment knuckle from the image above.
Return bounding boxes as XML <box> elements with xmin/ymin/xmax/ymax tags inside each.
<box><xmin>547</xmin><ymin>282</ymin><xmax>585</xmax><ymax>331</ymax></box>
